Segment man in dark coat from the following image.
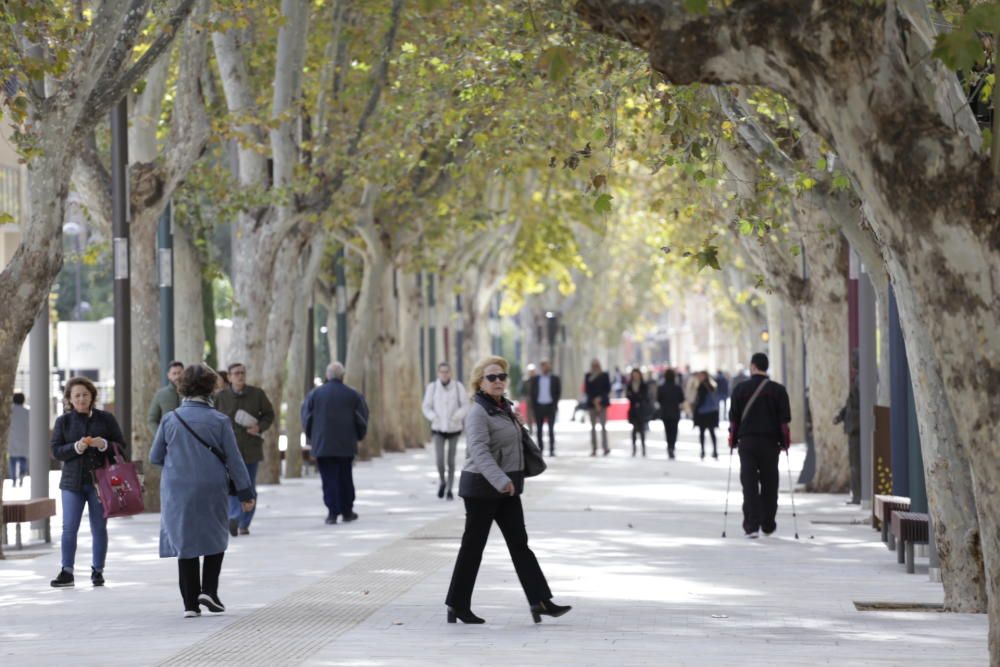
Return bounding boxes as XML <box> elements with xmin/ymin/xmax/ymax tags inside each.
<box><xmin>214</xmin><ymin>362</ymin><xmax>275</xmax><ymax>536</ymax></box>
<box><xmin>528</xmin><ymin>360</ymin><xmax>561</xmax><ymax>456</ymax></box>
<box><xmin>147</xmin><ymin>360</ymin><xmax>183</xmax><ymax>436</ymax></box>
<box><xmin>301</xmin><ymin>361</ymin><xmax>370</xmax><ymax>525</ymax></box>
<box><xmin>728</xmin><ymin>353</ymin><xmax>791</xmax><ymax>538</ymax></box>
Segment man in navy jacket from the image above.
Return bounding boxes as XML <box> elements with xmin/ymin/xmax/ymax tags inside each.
<box><xmin>301</xmin><ymin>362</ymin><xmax>370</xmax><ymax>525</ymax></box>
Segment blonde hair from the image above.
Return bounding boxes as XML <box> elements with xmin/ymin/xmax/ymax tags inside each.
<box><xmin>469</xmin><ymin>355</ymin><xmax>509</xmax><ymax>397</ymax></box>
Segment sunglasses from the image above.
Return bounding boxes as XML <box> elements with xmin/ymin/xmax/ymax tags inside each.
<box><xmin>484</xmin><ymin>373</ymin><xmax>509</xmax><ymax>383</ymax></box>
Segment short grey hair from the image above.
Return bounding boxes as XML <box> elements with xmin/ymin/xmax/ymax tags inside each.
<box><xmin>326</xmin><ymin>362</ymin><xmax>346</xmax><ymax>380</ymax></box>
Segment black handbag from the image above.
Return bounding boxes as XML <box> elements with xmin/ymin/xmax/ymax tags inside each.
<box><xmin>520</xmin><ymin>425</ymin><xmax>547</xmax><ymax>478</ymax></box>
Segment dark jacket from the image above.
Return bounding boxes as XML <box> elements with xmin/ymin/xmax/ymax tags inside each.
<box><xmin>693</xmin><ymin>383</ymin><xmax>720</xmax><ymax>429</ymax></box>
<box><xmin>728</xmin><ymin>375</ymin><xmax>791</xmax><ymax>445</ymax></box>
<box><xmin>528</xmin><ymin>373</ymin><xmax>562</xmax><ymax>408</ymax></box>
<box><xmin>584</xmin><ymin>371</ymin><xmax>611</xmax><ymax>408</ymax></box>
<box><xmin>147</xmin><ymin>384</ymin><xmax>181</xmax><ymax>433</ymax></box>
<box><xmin>301</xmin><ymin>379</ymin><xmax>369</xmax><ymax>458</ymax></box>
<box><xmin>715</xmin><ymin>373</ymin><xmax>730</xmax><ymax>399</ymax></box>
<box><xmin>626</xmin><ymin>380</ymin><xmax>653</xmax><ymax>425</ymax></box>
<box><xmin>51</xmin><ymin>408</ymin><xmax>130</xmax><ymax>492</ymax></box>
<box><xmin>214</xmin><ymin>385</ymin><xmax>275</xmax><ymax>464</ymax></box>
<box><xmin>657</xmin><ymin>382</ymin><xmax>685</xmax><ymax>422</ymax></box>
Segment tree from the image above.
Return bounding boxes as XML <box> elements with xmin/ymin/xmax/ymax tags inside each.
<box><xmin>575</xmin><ymin>0</ymin><xmax>998</xmax><ymax>647</ymax></box>
<box><xmin>0</xmin><ymin>0</ymin><xmax>197</xmax><ymax>558</ymax></box>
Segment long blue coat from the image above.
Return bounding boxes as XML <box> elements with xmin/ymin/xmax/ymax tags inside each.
<box><xmin>150</xmin><ymin>400</ymin><xmax>253</xmax><ymax>558</ymax></box>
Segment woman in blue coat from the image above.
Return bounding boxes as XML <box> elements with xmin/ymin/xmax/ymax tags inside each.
<box><xmin>150</xmin><ymin>364</ymin><xmax>255</xmax><ymax>618</ymax></box>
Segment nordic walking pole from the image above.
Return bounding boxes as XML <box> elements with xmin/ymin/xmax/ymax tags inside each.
<box><xmin>785</xmin><ymin>449</ymin><xmax>800</xmax><ymax>540</ymax></box>
<box><xmin>722</xmin><ymin>448</ymin><xmax>735</xmax><ymax>538</ymax></box>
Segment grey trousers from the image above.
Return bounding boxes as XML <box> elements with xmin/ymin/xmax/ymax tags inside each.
<box><xmin>589</xmin><ymin>407</ymin><xmax>609</xmax><ymax>453</ymax></box>
<box><xmin>434</xmin><ymin>432</ymin><xmax>460</xmax><ymax>490</ymax></box>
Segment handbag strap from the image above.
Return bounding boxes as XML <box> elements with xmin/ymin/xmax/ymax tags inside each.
<box><xmin>737</xmin><ymin>378</ymin><xmax>769</xmax><ymax>437</ymax></box>
<box><xmin>172</xmin><ymin>411</ymin><xmax>227</xmax><ymax>466</ymax></box>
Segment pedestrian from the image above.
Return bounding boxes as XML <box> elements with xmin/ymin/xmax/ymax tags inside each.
<box><xmin>694</xmin><ymin>371</ymin><xmax>720</xmax><ymax>460</ymax></box>
<box><xmin>49</xmin><ymin>377</ymin><xmax>129</xmax><ymax>588</ymax></box>
<box><xmin>7</xmin><ymin>392</ymin><xmax>29</xmax><ymax>486</ymax></box>
<box><xmin>728</xmin><ymin>353</ymin><xmax>791</xmax><ymax>538</ymax></box>
<box><xmin>529</xmin><ymin>359</ymin><xmax>561</xmax><ymax>456</ymax></box>
<box><xmin>148</xmin><ymin>360</ymin><xmax>184</xmax><ymax>435</ymax></box>
<box><xmin>584</xmin><ymin>359</ymin><xmax>611</xmax><ymax>456</ymax></box>
<box><xmin>214</xmin><ymin>363</ymin><xmax>275</xmax><ymax>537</ymax></box>
<box><xmin>422</xmin><ymin>362</ymin><xmax>469</xmax><ymax>500</ymax></box>
<box><xmin>150</xmin><ymin>364</ymin><xmax>255</xmax><ymax>618</ymax></box>
<box><xmin>715</xmin><ymin>370</ymin><xmax>730</xmax><ymax>416</ymax></box>
<box><xmin>626</xmin><ymin>368</ymin><xmax>652</xmax><ymax>457</ymax></box>
<box><xmin>657</xmin><ymin>370</ymin><xmax>685</xmax><ymax>459</ymax></box>
<box><xmin>445</xmin><ymin>355</ymin><xmax>571</xmax><ymax>625</ymax></box>
<box><xmin>834</xmin><ymin>353</ymin><xmax>861</xmax><ymax>504</ymax></box>
<box><xmin>683</xmin><ymin>367</ymin><xmax>699</xmax><ymax>419</ymax></box>
<box><xmin>301</xmin><ymin>362</ymin><xmax>369</xmax><ymax>525</ymax></box>
<box><xmin>216</xmin><ymin>370</ymin><xmax>230</xmax><ymax>390</ymax></box>
<box><xmin>519</xmin><ymin>363</ymin><xmax>537</xmax><ymax>428</ymax></box>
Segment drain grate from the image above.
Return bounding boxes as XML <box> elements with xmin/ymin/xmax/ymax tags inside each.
<box><xmin>854</xmin><ymin>601</ymin><xmax>945</xmax><ymax>612</ymax></box>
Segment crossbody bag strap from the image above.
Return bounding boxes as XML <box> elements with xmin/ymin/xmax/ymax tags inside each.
<box><xmin>737</xmin><ymin>379</ymin><xmax>770</xmax><ymax>438</ymax></box>
<box><xmin>172</xmin><ymin>411</ymin><xmax>227</xmax><ymax>466</ymax></box>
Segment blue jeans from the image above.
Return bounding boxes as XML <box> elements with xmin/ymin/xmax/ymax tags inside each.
<box><xmin>61</xmin><ymin>485</ymin><xmax>108</xmax><ymax>571</ymax></box>
<box><xmin>8</xmin><ymin>456</ymin><xmax>27</xmax><ymax>485</ymax></box>
<box><xmin>228</xmin><ymin>462</ymin><xmax>258</xmax><ymax>528</ymax></box>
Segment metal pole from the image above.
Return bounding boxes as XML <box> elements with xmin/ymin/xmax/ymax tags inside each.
<box><xmin>888</xmin><ymin>286</ymin><xmax>910</xmax><ymax>496</ymax></box>
<box><xmin>455</xmin><ymin>293</ymin><xmax>464</xmax><ymax>381</ymax></box>
<box><xmin>305</xmin><ymin>303</ymin><xmax>315</xmax><ymax>393</ymax></box>
<box><xmin>428</xmin><ymin>273</ymin><xmax>437</xmax><ymax>380</ymax></box>
<box><xmin>29</xmin><ymin>309</ymin><xmax>50</xmax><ymax>538</ymax></box>
<box><xmin>111</xmin><ymin>98</ymin><xmax>131</xmax><ymax>439</ymax></box>
<box><xmin>858</xmin><ymin>264</ymin><xmax>877</xmax><ymax>508</ymax></box>
<box><xmin>157</xmin><ymin>202</ymin><xmax>174</xmax><ymax>382</ymax></box>
<box><xmin>335</xmin><ymin>247</ymin><xmax>348</xmax><ymax>362</ymax></box>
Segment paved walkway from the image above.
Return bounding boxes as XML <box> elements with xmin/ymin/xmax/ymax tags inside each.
<box><xmin>0</xmin><ymin>419</ymin><xmax>988</xmax><ymax>666</ymax></box>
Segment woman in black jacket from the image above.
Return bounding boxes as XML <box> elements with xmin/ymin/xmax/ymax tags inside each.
<box><xmin>657</xmin><ymin>369</ymin><xmax>685</xmax><ymax>459</ymax></box>
<box><xmin>625</xmin><ymin>368</ymin><xmax>652</xmax><ymax>457</ymax></box>
<box><xmin>49</xmin><ymin>377</ymin><xmax>130</xmax><ymax>588</ymax></box>
<box><xmin>693</xmin><ymin>372</ymin><xmax>720</xmax><ymax>460</ymax></box>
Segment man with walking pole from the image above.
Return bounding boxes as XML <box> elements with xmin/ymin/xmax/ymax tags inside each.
<box><xmin>727</xmin><ymin>353</ymin><xmax>792</xmax><ymax>539</ymax></box>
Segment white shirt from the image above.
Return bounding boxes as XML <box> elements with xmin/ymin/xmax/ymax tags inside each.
<box><xmin>538</xmin><ymin>375</ymin><xmax>553</xmax><ymax>405</ymax></box>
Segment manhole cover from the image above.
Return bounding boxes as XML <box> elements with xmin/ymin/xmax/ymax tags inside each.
<box><xmin>854</xmin><ymin>601</ymin><xmax>945</xmax><ymax>612</ymax></box>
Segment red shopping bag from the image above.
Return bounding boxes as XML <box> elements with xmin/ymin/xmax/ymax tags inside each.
<box><xmin>93</xmin><ymin>442</ymin><xmax>145</xmax><ymax>518</ymax></box>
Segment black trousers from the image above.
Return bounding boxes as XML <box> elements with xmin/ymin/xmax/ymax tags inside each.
<box><xmin>317</xmin><ymin>456</ymin><xmax>355</xmax><ymax>516</ymax></box>
<box><xmin>178</xmin><ymin>552</ymin><xmax>224</xmax><ymax>611</ymax></box>
<box><xmin>662</xmin><ymin>418</ymin><xmax>679</xmax><ymax>455</ymax></box>
<box><xmin>739</xmin><ymin>439</ymin><xmax>780</xmax><ymax>534</ymax></box>
<box><xmin>699</xmin><ymin>426</ymin><xmax>718</xmax><ymax>456</ymax></box>
<box><xmin>446</xmin><ymin>495</ymin><xmax>552</xmax><ymax>610</ymax></box>
<box><xmin>534</xmin><ymin>404</ymin><xmax>557</xmax><ymax>454</ymax></box>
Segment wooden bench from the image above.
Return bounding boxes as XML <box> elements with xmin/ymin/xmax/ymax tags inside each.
<box><xmin>873</xmin><ymin>494</ymin><xmax>910</xmax><ymax>549</ymax></box>
<box><xmin>2</xmin><ymin>498</ymin><xmax>56</xmax><ymax>549</ymax></box>
<box><xmin>891</xmin><ymin>510</ymin><xmax>930</xmax><ymax>574</ymax></box>
<box><xmin>279</xmin><ymin>447</ymin><xmax>315</xmax><ymax>476</ymax></box>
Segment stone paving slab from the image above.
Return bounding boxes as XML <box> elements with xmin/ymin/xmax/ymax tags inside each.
<box><xmin>1</xmin><ymin>419</ymin><xmax>990</xmax><ymax>666</ymax></box>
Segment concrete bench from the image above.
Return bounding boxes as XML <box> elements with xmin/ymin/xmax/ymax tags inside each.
<box><xmin>891</xmin><ymin>510</ymin><xmax>930</xmax><ymax>574</ymax></box>
<box><xmin>873</xmin><ymin>494</ymin><xmax>910</xmax><ymax>549</ymax></box>
<box><xmin>2</xmin><ymin>498</ymin><xmax>56</xmax><ymax>550</ymax></box>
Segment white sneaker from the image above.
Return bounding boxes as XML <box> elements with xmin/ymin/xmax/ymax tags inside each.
<box><xmin>183</xmin><ymin>610</ymin><xmax>201</xmax><ymax>618</ymax></box>
<box><xmin>745</xmin><ymin>531</ymin><xmax>760</xmax><ymax>539</ymax></box>
<box><xmin>199</xmin><ymin>593</ymin><xmax>226</xmax><ymax>613</ymax></box>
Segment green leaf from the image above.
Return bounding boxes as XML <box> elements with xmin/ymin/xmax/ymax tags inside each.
<box><xmin>814</xmin><ymin>157</ymin><xmax>827</xmax><ymax>172</ymax></box>
<box><xmin>933</xmin><ymin>28</ymin><xmax>985</xmax><ymax>71</ymax></box>
<box><xmin>539</xmin><ymin>46</ymin><xmax>573</xmax><ymax>83</ymax></box>
<box><xmin>594</xmin><ymin>193</ymin><xmax>613</xmax><ymax>214</ymax></box>
<box><xmin>683</xmin><ymin>0</ymin><xmax>709</xmax><ymax>15</ymax></box>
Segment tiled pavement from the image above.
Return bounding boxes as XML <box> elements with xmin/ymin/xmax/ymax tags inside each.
<box><xmin>1</xmin><ymin>419</ymin><xmax>988</xmax><ymax>666</ymax></box>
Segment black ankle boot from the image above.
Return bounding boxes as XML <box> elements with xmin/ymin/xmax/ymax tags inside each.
<box><xmin>530</xmin><ymin>598</ymin><xmax>572</xmax><ymax>623</ymax></box>
<box><xmin>446</xmin><ymin>606</ymin><xmax>485</xmax><ymax>624</ymax></box>
<box><xmin>438</xmin><ymin>482</ymin><xmax>446</xmax><ymax>499</ymax></box>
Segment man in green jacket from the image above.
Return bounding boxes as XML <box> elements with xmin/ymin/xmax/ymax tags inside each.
<box><xmin>147</xmin><ymin>361</ymin><xmax>184</xmax><ymax>435</ymax></box>
<box><xmin>215</xmin><ymin>362</ymin><xmax>275</xmax><ymax>536</ymax></box>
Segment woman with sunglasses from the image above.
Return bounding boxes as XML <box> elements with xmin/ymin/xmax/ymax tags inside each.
<box><xmin>445</xmin><ymin>355</ymin><xmax>572</xmax><ymax>625</ymax></box>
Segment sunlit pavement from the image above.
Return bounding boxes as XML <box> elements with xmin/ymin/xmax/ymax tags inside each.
<box><xmin>1</xmin><ymin>418</ymin><xmax>988</xmax><ymax>666</ymax></box>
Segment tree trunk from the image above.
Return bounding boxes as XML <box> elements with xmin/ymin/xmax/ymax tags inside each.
<box><xmin>395</xmin><ymin>270</ymin><xmax>429</xmax><ymax>447</ymax></box>
<box><xmin>172</xmin><ymin>222</ymin><xmax>206</xmax><ymax>364</ymax></box>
